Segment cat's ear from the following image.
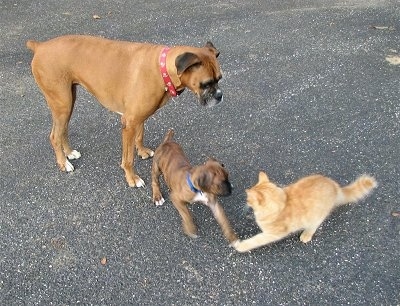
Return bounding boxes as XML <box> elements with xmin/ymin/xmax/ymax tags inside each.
<box><xmin>258</xmin><ymin>171</ymin><xmax>269</xmax><ymax>183</ymax></box>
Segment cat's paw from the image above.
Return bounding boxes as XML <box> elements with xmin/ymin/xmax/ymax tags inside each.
<box><xmin>299</xmin><ymin>232</ymin><xmax>313</xmax><ymax>243</ymax></box>
<box><xmin>231</xmin><ymin>240</ymin><xmax>247</xmax><ymax>253</ymax></box>
<box><xmin>230</xmin><ymin>240</ymin><xmax>240</xmax><ymax>248</ymax></box>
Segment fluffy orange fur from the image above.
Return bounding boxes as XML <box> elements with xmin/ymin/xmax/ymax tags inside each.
<box><xmin>233</xmin><ymin>171</ymin><xmax>377</xmax><ymax>252</ymax></box>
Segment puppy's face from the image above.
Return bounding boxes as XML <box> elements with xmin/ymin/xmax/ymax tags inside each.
<box><xmin>192</xmin><ymin>158</ymin><xmax>232</xmax><ymax>196</ymax></box>
<box><xmin>176</xmin><ymin>42</ymin><xmax>223</xmax><ymax>107</ymax></box>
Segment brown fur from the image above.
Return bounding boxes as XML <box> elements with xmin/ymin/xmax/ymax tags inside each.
<box><xmin>151</xmin><ymin>129</ymin><xmax>237</xmax><ymax>243</ymax></box>
<box><xmin>26</xmin><ymin>35</ymin><xmax>223</xmax><ymax>187</ymax></box>
<box><xmin>233</xmin><ymin>171</ymin><xmax>377</xmax><ymax>252</ymax></box>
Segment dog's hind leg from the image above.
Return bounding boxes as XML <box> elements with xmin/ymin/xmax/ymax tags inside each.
<box><xmin>151</xmin><ymin>158</ymin><xmax>165</xmax><ymax>206</ymax></box>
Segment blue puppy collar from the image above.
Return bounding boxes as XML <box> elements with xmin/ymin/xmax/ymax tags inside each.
<box><xmin>186</xmin><ymin>173</ymin><xmax>202</xmax><ymax>194</ymax></box>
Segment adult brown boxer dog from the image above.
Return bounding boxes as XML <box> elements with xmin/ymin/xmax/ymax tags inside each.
<box><xmin>151</xmin><ymin>129</ymin><xmax>238</xmax><ymax>243</ymax></box>
<box><xmin>26</xmin><ymin>35</ymin><xmax>223</xmax><ymax>187</ymax></box>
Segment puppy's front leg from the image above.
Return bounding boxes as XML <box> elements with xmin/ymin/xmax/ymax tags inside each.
<box><xmin>120</xmin><ymin>116</ymin><xmax>145</xmax><ymax>187</ymax></box>
<box><xmin>171</xmin><ymin>193</ymin><xmax>197</xmax><ymax>238</ymax></box>
<box><xmin>207</xmin><ymin>201</ymin><xmax>238</xmax><ymax>243</ymax></box>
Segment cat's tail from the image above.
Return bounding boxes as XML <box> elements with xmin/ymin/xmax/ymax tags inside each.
<box><xmin>336</xmin><ymin>174</ymin><xmax>377</xmax><ymax>206</ymax></box>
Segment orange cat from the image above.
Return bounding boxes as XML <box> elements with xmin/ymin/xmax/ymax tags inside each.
<box><xmin>233</xmin><ymin>171</ymin><xmax>377</xmax><ymax>252</ymax></box>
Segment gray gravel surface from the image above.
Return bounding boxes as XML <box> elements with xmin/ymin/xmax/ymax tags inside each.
<box><xmin>1</xmin><ymin>0</ymin><xmax>399</xmax><ymax>304</ymax></box>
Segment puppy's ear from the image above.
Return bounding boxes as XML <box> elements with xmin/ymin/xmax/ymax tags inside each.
<box><xmin>175</xmin><ymin>52</ymin><xmax>201</xmax><ymax>75</ymax></box>
<box><xmin>195</xmin><ymin>171</ymin><xmax>212</xmax><ymax>190</ymax></box>
<box><xmin>205</xmin><ymin>157</ymin><xmax>217</xmax><ymax>164</ymax></box>
<box><xmin>205</xmin><ymin>41</ymin><xmax>220</xmax><ymax>58</ymax></box>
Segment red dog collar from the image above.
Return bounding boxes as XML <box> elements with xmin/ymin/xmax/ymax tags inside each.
<box><xmin>159</xmin><ymin>47</ymin><xmax>178</xmax><ymax>97</ymax></box>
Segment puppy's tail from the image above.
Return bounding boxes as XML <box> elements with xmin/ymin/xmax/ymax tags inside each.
<box><xmin>26</xmin><ymin>40</ymin><xmax>40</xmax><ymax>52</ymax></box>
<box><xmin>335</xmin><ymin>174</ymin><xmax>377</xmax><ymax>206</ymax></box>
<box><xmin>162</xmin><ymin>129</ymin><xmax>175</xmax><ymax>143</ymax></box>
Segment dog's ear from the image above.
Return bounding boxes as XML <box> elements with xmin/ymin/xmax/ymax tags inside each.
<box><xmin>205</xmin><ymin>157</ymin><xmax>217</xmax><ymax>163</ymax></box>
<box><xmin>195</xmin><ymin>171</ymin><xmax>212</xmax><ymax>190</ymax></box>
<box><xmin>175</xmin><ymin>52</ymin><xmax>201</xmax><ymax>75</ymax></box>
<box><xmin>205</xmin><ymin>41</ymin><xmax>220</xmax><ymax>58</ymax></box>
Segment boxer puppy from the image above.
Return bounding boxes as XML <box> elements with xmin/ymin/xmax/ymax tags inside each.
<box><xmin>26</xmin><ymin>35</ymin><xmax>223</xmax><ymax>187</ymax></box>
<box><xmin>151</xmin><ymin>129</ymin><xmax>238</xmax><ymax>243</ymax></box>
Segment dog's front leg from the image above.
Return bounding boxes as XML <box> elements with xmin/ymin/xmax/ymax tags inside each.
<box><xmin>207</xmin><ymin>201</ymin><xmax>238</xmax><ymax>243</ymax></box>
<box><xmin>171</xmin><ymin>193</ymin><xmax>198</xmax><ymax>238</ymax></box>
<box><xmin>135</xmin><ymin>122</ymin><xmax>154</xmax><ymax>159</ymax></box>
<box><xmin>120</xmin><ymin>116</ymin><xmax>145</xmax><ymax>187</ymax></box>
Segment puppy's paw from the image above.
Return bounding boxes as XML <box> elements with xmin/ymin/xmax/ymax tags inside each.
<box><xmin>65</xmin><ymin>159</ymin><xmax>75</xmax><ymax>172</ymax></box>
<box><xmin>138</xmin><ymin>148</ymin><xmax>154</xmax><ymax>160</ymax></box>
<box><xmin>186</xmin><ymin>232</ymin><xmax>199</xmax><ymax>239</ymax></box>
<box><xmin>134</xmin><ymin>177</ymin><xmax>145</xmax><ymax>188</ymax></box>
<box><xmin>67</xmin><ymin>150</ymin><xmax>81</xmax><ymax>160</ymax></box>
<box><xmin>183</xmin><ymin>225</ymin><xmax>198</xmax><ymax>239</ymax></box>
<box><xmin>154</xmin><ymin>197</ymin><xmax>165</xmax><ymax>206</ymax></box>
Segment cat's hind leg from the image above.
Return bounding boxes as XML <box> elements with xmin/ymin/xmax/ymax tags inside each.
<box><xmin>300</xmin><ymin>229</ymin><xmax>316</xmax><ymax>243</ymax></box>
<box><xmin>300</xmin><ymin>222</ymin><xmax>324</xmax><ymax>243</ymax></box>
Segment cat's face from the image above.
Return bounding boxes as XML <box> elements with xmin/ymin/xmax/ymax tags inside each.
<box><xmin>245</xmin><ymin>171</ymin><xmax>286</xmax><ymax>213</ymax></box>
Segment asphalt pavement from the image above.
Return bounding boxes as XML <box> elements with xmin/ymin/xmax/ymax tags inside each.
<box><xmin>1</xmin><ymin>0</ymin><xmax>399</xmax><ymax>304</ymax></box>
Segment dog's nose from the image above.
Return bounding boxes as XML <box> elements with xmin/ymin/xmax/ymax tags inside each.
<box><xmin>221</xmin><ymin>180</ymin><xmax>232</xmax><ymax>196</ymax></box>
<box><xmin>214</xmin><ymin>89</ymin><xmax>223</xmax><ymax>101</ymax></box>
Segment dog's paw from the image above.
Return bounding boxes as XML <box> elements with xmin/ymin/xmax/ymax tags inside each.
<box><xmin>134</xmin><ymin>177</ymin><xmax>145</xmax><ymax>188</ymax></box>
<box><xmin>184</xmin><ymin>226</ymin><xmax>198</xmax><ymax>239</ymax></box>
<box><xmin>154</xmin><ymin>197</ymin><xmax>165</xmax><ymax>206</ymax></box>
<box><xmin>127</xmin><ymin>175</ymin><xmax>145</xmax><ymax>188</ymax></box>
<box><xmin>138</xmin><ymin>148</ymin><xmax>154</xmax><ymax>160</ymax></box>
<box><xmin>65</xmin><ymin>159</ymin><xmax>75</xmax><ymax>172</ymax></box>
<box><xmin>67</xmin><ymin>150</ymin><xmax>81</xmax><ymax>160</ymax></box>
<box><xmin>186</xmin><ymin>232</ymin><xmax>199</xmax><ymax>239</ymax></box>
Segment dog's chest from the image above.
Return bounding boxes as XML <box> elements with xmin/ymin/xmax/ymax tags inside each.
<box><xmin>190</xmin><ymin>192</ymin><xmax>209</xmax><ymax>204</ymax></box>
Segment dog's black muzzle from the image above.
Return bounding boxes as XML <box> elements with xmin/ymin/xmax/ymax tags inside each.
<box><xmin>199</xmin><ymin>85</ymin><xmax>223</xmax><ymax>107</ymax></box>
<box><xmin>219</xmin><ymin>180</ymin><xmax>232</xmax><ymax>196</ymax></box>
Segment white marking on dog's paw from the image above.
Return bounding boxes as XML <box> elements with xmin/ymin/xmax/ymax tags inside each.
<box><xmin>135</xmin><ymin>178</ymin><xmax>145</xmax><ymax>188</ymax></box>
<box><xmin>149</xmin><ymin>150</ymin><xmax>154</xmax><ymax>157</ymax></box>
<box><xmin>155</xmin><ymin>197</ymin><xmax>165</xmax><ymax>206</ymax></box>
<box><xmin>65</xmin><ymin>159</ymin><xmax>75</xmax><ymax>172</ymax></box>
<box><xmin>67</xmin><ymin>150</ymin><xmax>81</xmax><ymax>160</ymax></box>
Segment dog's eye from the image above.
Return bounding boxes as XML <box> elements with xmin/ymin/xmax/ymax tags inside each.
<box><xmin>200</xmin><ymin>80</ymin><xmax>213</xmax><ymax>89</ymax></box>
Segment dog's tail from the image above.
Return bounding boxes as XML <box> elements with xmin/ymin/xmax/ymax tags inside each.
<box><xmin>162</xmin><ymin>129</ymin><xmax>175</xmax><ymax>143</ymax></box>
<box><xmin>26</xmin><ymin>40</ymin><xmax>40</xmax><ymax>52</ymax></box>
<box><xmin>335</xmin><ymin>174</ymin><xmax>377</xmax><ymax>206</ymax></box>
